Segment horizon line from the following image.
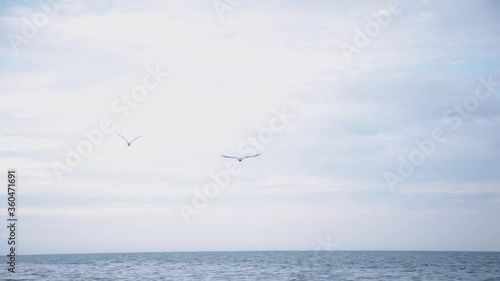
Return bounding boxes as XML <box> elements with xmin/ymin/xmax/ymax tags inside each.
<box><xmin>10</xmin><ymin>249</ymin><xmax>500</xmax><ymax>256</ymax></box>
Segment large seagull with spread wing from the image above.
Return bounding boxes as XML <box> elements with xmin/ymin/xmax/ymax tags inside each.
<box><xmin>221</xmin><ymin>153</ymin><xmax>260</xmax><ymax>162</ymax></box>
<box><xmin>117</xmin><ymin>133</ymin><xmax>142</xmax><ymax>147</ymax></box>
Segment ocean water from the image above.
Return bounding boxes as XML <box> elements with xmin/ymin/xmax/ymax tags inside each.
<box><xmin>1</xmin><ymin>251</ymin><xmax>499</xmax><ymax>281</ymax></box>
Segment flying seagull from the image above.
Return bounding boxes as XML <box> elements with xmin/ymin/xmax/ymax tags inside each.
<box><xmin>221</xmin><ymin>153</ymin><xmax>260</xmax><ymax>162</ymax></box>
<box><xmin>117</xmin><ymin>133</ymin><xmax>142</xmax><ymax>146</ymax></box>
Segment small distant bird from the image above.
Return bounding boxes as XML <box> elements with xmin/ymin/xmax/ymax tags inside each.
<box><xmin>221</xmin><ymin>153</ymin><xmax>260</xmax><ymax>162</ymax></box>
<box><xmin>117</xmin><ymin>133</ymin><xmax>142</xmax><ymax>146</ymax></box>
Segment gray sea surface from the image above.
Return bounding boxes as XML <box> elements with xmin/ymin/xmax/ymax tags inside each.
<box><xmin>1</xmin><ymin>251</ymin><xmax>499</xmax><ymax>280</ymax></box>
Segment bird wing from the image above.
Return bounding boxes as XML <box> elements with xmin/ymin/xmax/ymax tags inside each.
<box><xmin>242</xmin><ymin>153</ymin><xmax>260</xmax><ymax>159</ymax></box>
<box><xmin>116</xmin><ymin>133</ymin><xmax>129</xmax><ymax>143</ymax></box>
<box><xmin>221</xmin><ymin>155</ymin><xmax>239</xmax><ymax>159</ymax></box>
<box><xmin>129</xmin><ymin>136</ymin><xmax>142</xmax><ymax>144</ymax></box>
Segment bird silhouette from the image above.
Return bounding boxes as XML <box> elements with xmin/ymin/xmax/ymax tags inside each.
<box><xmin>117</xmin><ymin>133</ymin><xmax>142</xmax><ymax>146</ymax></box>
<box><xmin>221</xmin><ymin>153</ymin><xmax>260</xmax><ymax>162</ymax></box>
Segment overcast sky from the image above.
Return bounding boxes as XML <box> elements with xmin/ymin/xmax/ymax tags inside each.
<box><xmin>0</xmin><ymin>0</ymin><xmax>499</xmax><ymax>254</ymax></box>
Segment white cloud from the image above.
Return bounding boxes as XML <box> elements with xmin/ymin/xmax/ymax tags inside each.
<box><xmin>1</xmin><ymin>0</ymin><xmax>499</xmax><ymax>253</ymax></box>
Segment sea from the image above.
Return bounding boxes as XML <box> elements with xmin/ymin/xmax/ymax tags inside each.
<box><xmin>0</xmin><ymin>251</ymin><xmax>499</xmax><ymax>280</ymax></box>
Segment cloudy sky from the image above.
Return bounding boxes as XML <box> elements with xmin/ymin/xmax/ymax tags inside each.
<box><xmin>0</xmin><ymin>0</ymin><xmax>499</xmax><ymax>254</ymax></box>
